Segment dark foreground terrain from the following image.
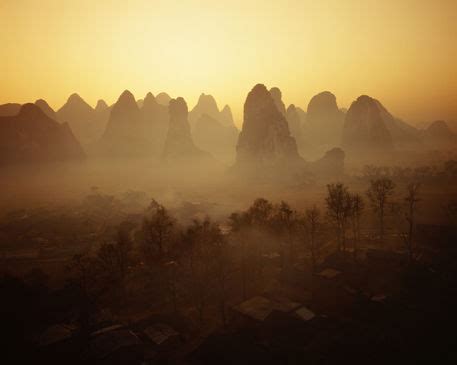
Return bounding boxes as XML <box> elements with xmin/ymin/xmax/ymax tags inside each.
<box><xmin>1</xmin><ymin>168</ymin><xmax>457</xmax><ymax>365</ymax></box>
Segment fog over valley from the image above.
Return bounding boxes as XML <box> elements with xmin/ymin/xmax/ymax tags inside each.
<box><xmin>1</xmin><ymin>1</ymin><xmax>457</xmax><ymax>364</ymax></box>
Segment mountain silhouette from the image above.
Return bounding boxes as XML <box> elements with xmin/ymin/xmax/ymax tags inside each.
<box><xmin>188</xmin><ymin>94</ymin><xmax>238</xmax><ymax>164</ymax></box>
<box><xmin>269</xmin><ymin>87</ymin><xmax>286</xmax><ymax>116</ymax></box>
<box><xmin>220</xmin><ymin>105</ymin><xmax>236</xmax><ymax>128</ymax></box>
<box><xmin>56</xmin><ymin>93</ymin><xmax>100</xmax><ymax>146</ymax></box>
<box><xmin>303</xmin><ymin>91</ymin><xmax>345</xmax><ymax>157</ymax></box>
<box><xmin>98</xmin><ymin>90</ymin><xmax>155</xmax><ymax>158</ymax></box>
<box><xmin>193</xmin><ymin>113</ymin><xmax>239</xmax><ymax>164</ymax></box>
<box><xmin>104</xmin><ymin>90</ymin><xmax>140</xmax><ymax>136</ymax></box>
<box><xmin>286</xmin><ymin>104</ymin><xmax>303</xmax><ymax>145</ymax></box>
<box><xmin>189</xmin><ymin>93</ymin><xmax>221</xmax><ymax>128</ymax></box>
<box><xmin>0</xmin><ymin>103</ymin><xmax>85</xmax><ymax>165</ymax></box>
<box><xmin>163</xmin><ymin>97</ymin><xmax>210</xmax><ymax>161</ymax></box>
<box><xmin>155</xmin><ymin>92</ymin><xmax>172</xmax><ymax>106</ymax></box>
<box><xmin>0</xmin><ymin>103</ymin><xmax>21</xmax><ymax>117</ymax></box>
<box><xmin>140</xmin><ymin>92</ymin><xmax>169</xmax><ymax>155</ymax></box>
<box><xmin>35</xmin><ymin>99</ymin><xmax>57</xmax><ymax>120</ymax></box>
<box><xmin>369</xmin><ymin>99</ymin><xmax>422</xmax><ymax>150</ymax></box>
<box><xmin>342</xmin><ymin>95</ymin><xmax>394</xmax><ymax>157</ymax></box>
<box><xmin>422</xmin><ymin>120</ymin><xmax>456</xmax><ymax>149</ymax></box>
<box><xmin>234</xmin><ymin>84</ymin><xmax>303</xmax><ymax>176</ymax></box>
<box><xmin>95</xmin><ymin>99</ymin><xmax>109</xmax><ymax>112</ymax></box>
<box><xmin>342</xmin><ymin>95</ymin><xmax>425</xmax><ymax>158</ymax></box>
<box><xmin>310</xmin><ymin>147</ymin><xmax>345</xmax><ymax>177</ymax></box>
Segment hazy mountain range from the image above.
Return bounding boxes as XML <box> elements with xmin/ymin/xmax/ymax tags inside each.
<box><xmin>0</xmin><ymin>103</ymin><xmax>84</xmax><ymax>165</ymax></box>
<box><xmin>0</xmin><ymin>85</ymin><xmax>456</xmax><ymax>171</ymax></box>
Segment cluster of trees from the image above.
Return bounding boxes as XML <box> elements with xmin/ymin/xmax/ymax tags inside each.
<box><xmin>68</xmin><ymin>178</ymin><xmax>424</xmax><ymax>329</ymax></box>
<box><xmin>329</xmin><ymin>178</ymin><xmax>422</xmax><ymax>262</ymax></box>
<box><xmin>361</xmin><ymin>160</ymin><xmax>457</xmax><ymax>181</ymax></box>
<box><xmin>69</xmin><ymin>199</ymin><xmax>232</xmax><ymax>328</ymax></box>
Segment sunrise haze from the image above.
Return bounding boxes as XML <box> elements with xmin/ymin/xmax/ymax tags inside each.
<box><xmin>1</xmin><ymin>0</ymin><xmax>456</xmax><ymax>127</ymax></box>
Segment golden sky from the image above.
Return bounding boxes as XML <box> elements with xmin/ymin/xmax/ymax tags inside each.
<box><xmin>1</xmin><ymin>0</ymin><xmax>456</xmax><ymax>127</ymax></box>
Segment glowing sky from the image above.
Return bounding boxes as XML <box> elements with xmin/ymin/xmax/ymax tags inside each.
<box><xmin>1</xmin><ymin>0</ymin><xmax>456</xmax><ymax>127</ymax></box>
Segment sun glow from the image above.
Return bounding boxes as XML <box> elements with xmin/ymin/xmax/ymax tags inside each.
<box><xmin>1</xmin><ymin>0</ymin><xmax>456</xmax><ymax>126</ymax></box>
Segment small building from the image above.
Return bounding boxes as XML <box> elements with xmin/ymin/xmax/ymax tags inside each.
<box><xmin>37</xmin><ymin>324</ymin><xmax>76</xmax><ymax>348</ymax></box>
<box><xmin>317</xmin><ymin>268</ymin><xmax>341</xmax><ymax>279</ymax></box>
<box><xmin>366</xmin><ymin>249</ymin><xmax>406</xmax><ymax>264</ymax></box>
<box><xmin>262</xmin><ymin>252</ymin><xmax>281</xmax><ymax>261</ymax></box>
<box><xmin>270</xmin><ymin>296</ymin><xmax>302</xmax><ymax>313</ymax></box>
<box><xmin>88</xmin><ymin>328</ymin><xmax>143</xmax><ymax>364</ymax></box>
<box><xmin>91</xmin><ymin>324</ymin><xmax>124</xmax><ymax>337</ymax></box>
<box><xmin>233</xmin><ymin>296</ymin><xmax>274</xmax><ymax>322</ymax></box>
<box><xmin>294</xmin><ymin>306</ymin><xmax>316</xmax><ymax>321</ymax></box>
<box><xmin>371</xmin><ymin>294</ymin><xmax>387</xmax><ymax>303</ymax></box>
<box><xmin>35</xmin><ymin>323</ymin><xmax>80</xmax><ymax>363</ymax></box>
<box><xmin>218</xmin><ymin>222</ymin><xmax>232</xmax><ymax>235</ymax></box>
<box><xmin>143</xmin><ymin>323</ymin><xmax>181</xmax><ymax>348</ymax></box>
<box><xmin>232</xmin><ymin>295</ymin><xmax>304</xmax><ymax>328</ymax></box>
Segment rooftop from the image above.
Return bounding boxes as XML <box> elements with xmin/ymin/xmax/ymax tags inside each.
<box><xmin>318</xmin><ymin>268</ymin><xmax>341</xmax><ymax>279</ymax></box>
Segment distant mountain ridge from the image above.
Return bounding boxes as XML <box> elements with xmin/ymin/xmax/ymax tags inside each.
<box><xmin>0</xmin><ymin>103</ymin><xmax>21</xmax><ymax>117</ymax></box>
<box><xmin>303</xmin><ymin>91</ymin><xmax>345</xmax><ymax>157</ymax></box>
<box><xmin>0</xmin><ymin>103</ymin><xmax>85</xmax><ymax>165</ymax></box>
<box><xmin>163</xmin><ymin>97</ymin><xmax>210</xmax><ymax>161</ymax></box>
<box><xmin>56</xmin><ymin>93</ymin><xmax>107</xmax><ymax>147</ymax></box>
<box><xmin>189</xmin><ymin>93</ymin><xmax>239</xmax><ymax>164</ymax></box>
<box><xmin>421</xmin><ymin>120</ymin><xmax>457</xmax><ymax>149</ymax></box>
<box><xmin>235</xmin><ymin>84</ymin><xmax>303</xmax><ymax>174</ymax></box>
<box><xmin>34</xmin><ymin>99</ymin><xmax>57</xmax><ymax>120</ymax></box>
<box><xmin>0</xmin><ymin>86</ymin><xmax>453</xmax><ymax>167</ymax></box>
<box><xmin>341</xmin><ymin>95</ymin><xmax>444</xmax><ymax>160</ymax></box>
<box><xmin>97</xmin><ymin>90</ymin><xmax>151</xmax><ymax>158</ymax></box>
<box><xmin>342</xmin><ymin>95</ymin><xmax>394</xmax><ymax>157</ymax></box>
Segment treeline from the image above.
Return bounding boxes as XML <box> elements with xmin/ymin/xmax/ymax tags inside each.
<box><xmin>65</xmin><ymin>177</ymin><xmax>431</xmax><ymax>331</ymax></box>
<box><xmin>360</xmin><ymin>160</ymin><xmax>457</xmax><ymax>181</ymax></box>
<box><xmin>3</xmin><ymin>175</ymin><xmax>457</xmax><ymax>359</ymax></box>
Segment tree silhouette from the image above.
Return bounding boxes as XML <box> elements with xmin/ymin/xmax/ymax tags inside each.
<box><xmin>271</xmin><ymin>201</ymin><xmax>297</xmax><ymax>282</ymax></box>
<box><xmin>142</xmin><ymin>199</ymin><xmax>175</xmax><ymax>260</ymax></box>
<box><xmin>367</xmin><ymin>178</ymin><xmax>396</xmax><ymax>241</ymax></box>
<box><xmin>326</xmin><ymin>183</ymin><xmax>352</xmax><ymax>251</ymax></box>
<box><xmin>305</xmin><ymin>206</ymin><xmax>321</xmax><ymax>272</ymax></box>
<box><xmin>96</xmin><ymin>226</ymin><xmax>133</xmax><ymax>287</ymax></box>
<box><xmin>229</xmin><ymin>198</ymin><xmax>273</xmax><ymax>299</ymax></box>
<box><xmin>247</xmin><ymin>198</ymin><xmax>273</xmax><ymax>227</ymax></box>
<box><xmin>185</xmin><ymin>217</ymin><xmax>224</xmax><ymax>324</ymax></box>
<box><xmin>403</xmin><ymin>182</ymin><xmax>421</xmax><ymax>262</ymax></box>
<box><xmin>68</xmin><ymin>254</ymin><xmax>104</xmax><ymax>334</ymax></box>
<box><xmin>349</xmin><ymin>193</ymin><xmax>364</xmax><ymax>262</ymax></box>
<box><xmin>212</xmin><ymin>233</ymin><xmax>233</xmax><ymax>326</ymax></box>
<box><xmin>164</xmin><ymin>260</ymin><xmax>180</xmax><ymax>313</ymax></box>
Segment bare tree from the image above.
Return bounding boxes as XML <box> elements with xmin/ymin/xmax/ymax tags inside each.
<box><xmin>326</xmin><ymin>183</ymin><xmax>352</xmax><ymax>251</ymax></box>
<box><xmin>229</xmin><ymin>212</ymin><xmax>250</xmax><ymax>299</ymax></box>
<box><xmin>349</xmin><ymin>194</ymin><xmax>364</xmax><ymax>262</ymax></box>
<box><xmin>445</xmin><ymin>200</ymin><xmax>457</xmax><ymax>240</ymax></box>
<box><xmin>445</xmin><ymin>200</ymin><xmax>457</xmax><ymax>227</ymax></box>
<box><xmin>185</xmin><ymin>218</ymin><xmax>224</xmax><ymax>324</ymax></box>
<box><xmin>305</xmin><ymin>206</ymin><xmax>321</xmax><ymax>273</ymax></box>
<box><xmin>403</xmin><ymin>182</ymin><xmax>421</xmax><ymax>262</ymax></box>
<box><xmin>96</xmin><ymin>226</ymin><xmax>133</xmax><ymax>286</ymax></box>
<box><xmin>68</xmin><ymin>254</ymin><xmax>104</xmax><ymax>334</ymax></box>
<box><xmin>366</xmin><ymin>178</ymin><xmax>396</xmax><ymax>241</ymax></box>
<box><xmin>445</xmin><ymin>160</ymin><xmax>457</xmax><ymax>178</ymax></box>
<box><xmin>142</xmin><ymin>200</ymin><xmax>175</xmax><ymax>260</ymax></box>
<box><xmin>247</xmin><ymin>198</ymin><xmax>273</xmax><ymax>227</ymax></box>
<box><xmin>229</xmin><ymin>198</ymin><xmax>273</xmax><ymax>299</ymax></box>
<box><xmin>271</xmin><ymin>201</ymin><xmax>296</xmax><ymax>282</ymax></box>
<box><xmin>164</xmin><ymin>260</ymin><xmax>179</xmax><ymax>313</ymax></box>
<box><xmin>212</xmin><ymin>236</ymin><xmax>233</xmax><ymax>326</ymax></box>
